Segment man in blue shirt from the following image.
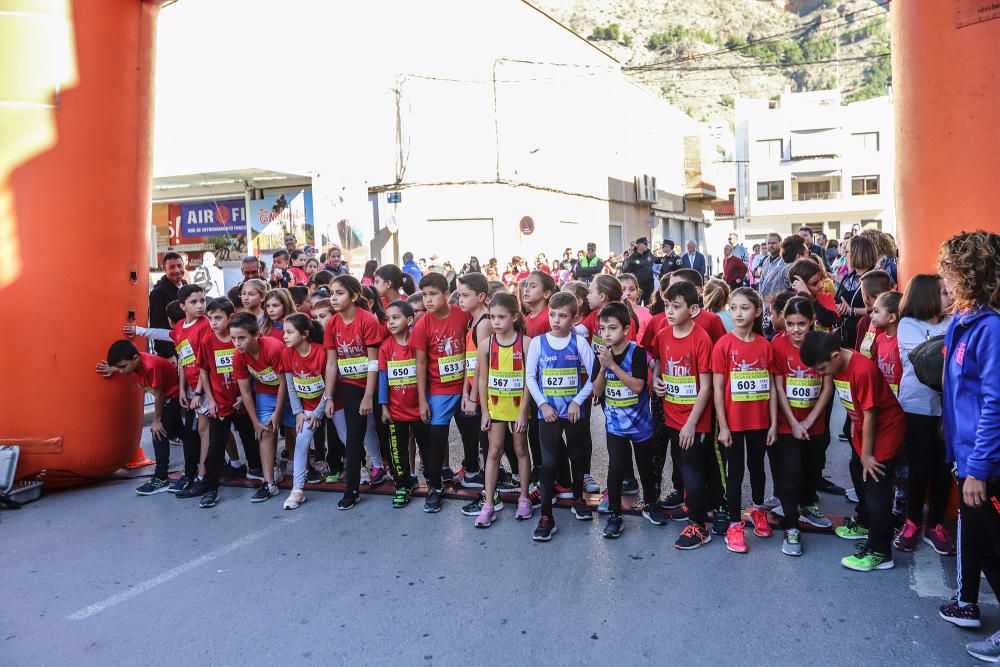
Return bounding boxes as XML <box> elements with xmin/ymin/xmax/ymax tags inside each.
<box><xmin>402</xmin><ymin>251</ymin><xmax>423</xmax><ymax>284</ymax></box>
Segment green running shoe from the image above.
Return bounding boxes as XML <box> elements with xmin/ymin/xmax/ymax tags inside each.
<box><xmin>841</xmin><ymin>545</ymin><xmax>894</xmax><ymax>572</ymax></box>
<box><xmin>325</xmin><ymin>471</ymin><xmax>344</xmax><ymax>484</ymax></box>
<box><xmin>835</xmin><ymin>517</ymin><xmax>869</xmax><ymax>540</ymax></box>
<box><xmin>392</xmin><ymin>487</ymin><xmax>411</xmax><ymax>508</ymax></box>
<box><xmin>461</xmin><ymin>491</ymin><xmax>503</xmax><ymax>516</ymax></box>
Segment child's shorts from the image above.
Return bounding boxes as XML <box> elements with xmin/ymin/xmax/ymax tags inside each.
<box><xmin>428</xmin><ymin>394</ymin><xmax>462</xmax><ymax>426</ymax></box>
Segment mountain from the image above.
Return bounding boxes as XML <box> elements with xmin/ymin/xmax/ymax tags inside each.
<box><xmin>532</xmin><ymin>0</ymin><xmax>890</xmax><ymax>123</ymax></box>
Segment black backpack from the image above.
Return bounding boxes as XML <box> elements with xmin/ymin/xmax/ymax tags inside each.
<box><xmin>908</xmin><ymin>334</ymin><xmax>945</xmax><ymax>393</ymax></box>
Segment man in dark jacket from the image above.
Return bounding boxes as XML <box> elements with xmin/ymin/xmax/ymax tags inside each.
<box><xmin>572</xmin><ymin>242</ymin><xmax>604</xmax><ymax>284</ymax></box>
<box><xmin>681</xmin><ymin>240</ymin><xmax>708</xmax><ymax>278</ymax></box>
<box><xmin>621</xmin><ymin>237</ymin><xmax>655</xmax><ymax>305</ymax></box>
<box><xmin>658</xmin><ymin>239</ymin><xmax>683</xmax><ymax>278</ymax></box>
<box><xmin>148</xmin><ymin>251</ymin><xmax>186</xmax><ymax>358</ymax></box>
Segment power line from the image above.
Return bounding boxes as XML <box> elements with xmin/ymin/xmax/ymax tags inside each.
<box><xmin>639</xmin><ymin>52</ymin><xmax>888</xmax><ymax>75</ymax></box>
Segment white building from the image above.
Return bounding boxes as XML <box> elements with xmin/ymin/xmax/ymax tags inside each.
<box><xmin>733</xmin><ymin>88</ymin><xmax>894</xmax><ymax>246</ymax></box>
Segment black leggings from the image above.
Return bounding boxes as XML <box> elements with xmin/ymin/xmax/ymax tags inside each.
<box><xmin>341</xmin><ymin>384</ymin><xmax>368</xmax><ymax>494</ymax></box>
<box><xmin>669</xmin><ymin>429</ymin><xmax>713</xmax><ymax>524</ymax></box>
<box><xmin>455</xmin><ymin>413</ymin><xmax>486</xmax><ymax>473</ymax></box>
<box><xmin>181</xmin><ymin>407</ymin><xmax>202</xmax><ymax>478</ymax></box>
<box><xmin>204</xmin><ymin>413</ymin><xmax>258</xmax><ymax>488</ymax></box>
<box><xmin>606</xmin><ymin>433</ymin><xmax>656</xmax><ymax>514</ymax></box>
<box><xmin>387</xmin><ymin>419</ymin><xmax>429</xmax><ymax>489</ymax></box>
<box><xmin>849</xmin><ymin>452</ymin><xmax>897</xmax><ymax>556</ymax></box>
<box><xmin>725</xmin><ymin>429</ymin><xmax>767</xmax><ymax>520</ymax></box>
<box><xmin>904</xmin><ymin>413</ymin><xmax>951</xmax><ymax>526</ymax></box>
<box><xmin>958</xmin><ymin>477</ymin><xmax>996</xmax><ymax>604</ymax></box>
<box><xmin>539</xmin><ymin>418</ymin><xmax>589</xmax><ymax>517</ymax></box>
<box><xmin>773</xmin><ymin>433</ymin><xmax>828</xmax><ymax>530</ymax></box>
<box><xmin>151</xmin><ymin>398</ymin><xmax>184</xmax><ymax>480</ymax></box>
<box><xmin>650</xmin><ymin>399</ymin><xmax>670</xmax><ymax>496</ymax></box>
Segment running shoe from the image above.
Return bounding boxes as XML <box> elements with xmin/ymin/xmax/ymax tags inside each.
<box><xmin>893</xmin><ymin>518</ymin><xmax>920</xmax><ymax>552</ymax></box>
<box><xmin>283</xmin><ymin>488</ymin><xmax>306</xmax><ymax>510</ymax></box>
<box><xmin>749</xmin><ymin>507</ymin><xmax>772</xmax><ymax>537</ymax></box>
<box><xmin>670</xmin><ymin>505</ymin><xmax>689</xmax><ymax>522</ymax></box>
<box><xmin>515</xmin><ymin>496</ymin><xmax>533</xmax><ymax>521</ymax></box>
<box><xmin>817</xmin><ymin>477</ymin><xmax>846</xmax><ymax>496</ymax></box>
<box><xmin>597</xmin><ymin>490</ymin><xmax>610</xmax><ymax>514</ymax></box>
<box><xmin>835</xmin><ymin>518</ymin><xmax>869</xmax><ymax>540</ymax></box>
<box><xmin>273</xmin><ymin>466</ymin><xmax>284</xmax><ymax>483</ymax></box>
<box><xmin>175</xmin><ymin>479</ymin><xmax>208</xmax><ymax>499</ymax></box>
<box><xmin>246</xmin><ymin>468</ymin><xmax>265</xmax><ymax>481</ymax></box>
<box><xmin>475</xmin><ymin>504</ymin><xmax>496</xmax><ymax>528</ymax></box>
<box><xmin>462</xmin><ymin>492</ymin><xmax>491</xmax><ymax>516</ymax></box>
<box><xmin>967</xmin><ymin>630</ymin><xmax>1000</xmax><ymax>664</ymax></box>
<box><xmin>711</xmin><ymin>510</ymin><xmax>730</xmax><ymax>536</ymax></box>
<box><xmin>675</xmin><ymin>522</ymin><xmax>711</xmax><ymax>550</ymax></box>
<box><xmin>782</xmin><ymin>528</ymin><xmax>802</xmax><ymax>557</ymax></box>
<box><xmin>337</xmin><ymin>491</ymin><xmax>360</xmax><ymax>511</ymax></box>
<box><xmin>368</xmin><ymin>466</ymin><xmax>388</xmax><ymax>486</ymax></box>
<box><xmin>603</xmin><ymin>514</ymin><xmax>624</xmax><ymax>539</ymax></box>
<box><xmin>392</xmin><ymin>487</ymin><xmax>411</xmax><ymax>509</ymax></box>
<box><xmin>621</xmin><ymin>478</ymin><xmax>639</xmax><ymax>496</ymax></box>
<box><xmin>305</xmin><ymin>468</ymin><xmax>323</xmax><ymax>484</ymax></box>
<box><xmin>199</xmin><ymin>489</ymin><xmax>218</xmax><ymax>508</ymax></box>
<box><xmin>554</xmin><ymin>483</ymin><xmax>573</xmax><ymax>500</ymax></box>
<box><xmin>642</xmin><ymin>505</ymin><xmax>670</xmax><ymax>526</ymax></box>
<box><xmin>221</xmin><ymin>463</ymin><xmax>247</xmax><ymax>480</ymax></box>
<box><xmin>528</xmin><ymin>486</ymin><xmax>542</xmax><ymax>510</ymax></box>
<box><xmin>761</xmin><ymin>495</ymin><xmax>781</xmax><ymax>511</ymax></box>
<box><xmin>583</xmin><ymin>473</ymin><xmax>600</xmax><ymax>494</ymax></box>
<box><xmin>771</xmin><ymin>504</ymin><xmax>785</xmax><ymax>518</ymax></box>
<box><xmin>939</xmin><ymin>599</ymin><xmax>982</xmax><ymax>628</ymax></box>
<box><xmin>440</xmin><ymin>467</ymin><xmax>456</xmax><ymax>483</ymax></box>
<box><xmin>533</xmin><ymin>515</ymin><xmax>557</xmax><ymax>541</ymax></box>
<box><xmin>423</xmin><ymin>487</ymin><xmax>443</xmax><ymax>513</ymax></box>
<box><xmin>135</xmin><ymin>477</ymin><xmax>170</xmax><ymax>496</ymax></box>
<box><xmin>571</xmin><ymin>498</ymin><xmax>593</xmax><ymax>521</ymax></box>
<box><xmin>461</xmin><ymin>470</ymin><xmax>485</xmax><ymax>489</ymax></box>
<box><xmin>841</xmin><ymin>544</ymin><xmax>893</xmax><ymax>571</ymax></box>
<box><xmin>497</xmin><ymin>472</ymin><xmax>520</xmax><ymax>494</ymax></box>
<box><xmin>659</xmin><ymin>490</ymin><xmax>684</xmax><ymax>509</ymax></box>
<box><xmin>799</xmin><ymin>505</ymin><xmax>833</xmax><ymax>529</ymax></box>
<box><xmin>924</xmin><ymin>524</ymin><xmax>957</xmax><ymax>556</ymax></box>
<box><xmin>845</xmin><ymin>487</ymin><xmax>859</xmax><ymax>503</ymax></box>
<box><xmin>325</xmin><ymin>471</ymin><xmax>344</xmax><ymax>484</ymax></box>
<box><xmin>251</xmin><ymin>482</ymin><xmax>279</xmax><ymax>503</ymax></box>
<box><xmin>407</xmin><ymin>473</ymin><xmax>419</xmax><ymax>488</ymax></box>
<box><xmin>725</xmin><ymin>521</ymin><xmax>749</xmax><ymax>554</ymax></box>
<box><xmin>167</xmin><ymin>475</ymin><xmax>191</xmax><ymax>493</ymax></box>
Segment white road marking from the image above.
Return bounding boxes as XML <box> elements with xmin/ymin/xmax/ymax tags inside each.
<box><xmin>68</xmin><ymin>516</ymin><xmax>301</xmax><ymax>620</ymax></box>
<box><xmin>909</xmin><ymin>545</ymin><xmax>997</xmax><ymax>606</ymax></box>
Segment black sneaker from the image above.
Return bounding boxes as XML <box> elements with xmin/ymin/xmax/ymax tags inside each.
<box><xmin>533</xmin><ymin>515</ymin><xmax>557</xmax><ymax>541</ymax></box>
<box><xmin>670</xmin><ymin>505</ymin><xmax>690</xmax><ymax>521</ymax></box>
<box><xmin>176</xmin><ymin>479</ymin><xmax>207</xmax><ymax>499</ymax></box>
<box><xmin>621</xmin><ymin>479</ymin><xmax>639</xmax><ymax>496</ymax></box>
<box><xmin>571</xmin><ymin>498</ymin><xmax>593</xmax><ymax>521</ymax></box>
<box><xmin>603</xmin><ymin>514</ymin><xmax>624</xmax><ymax>539</ymax></box>
<box><xmin>675</xmin><ymin>522</ymin><xmax>712</xmax><ymax>550</ymax></box>
<box><xmin>497</xmin><ymin>471</ymin><xmax>519</xmax><ymax>494</ymax></box>
<box><xmin>220</xmin><ymin>464</ymin><xmax>247</xmax><ymax>480</ymax></box>
<box><xmin>424</xmin><ymin>488</ymin><xmax>443</xmax><ymax>513</ymax></box>
<box><xmin>251</xmin><ymin>483</ymin><xmax>279</xmax><ymax>503</ymax></box>
<box><xmin>817</xmin><ymin>477</ymin><xmax>846</xmax><ymax>496</ymax></box>
<box><xmin>167</xmin><ymin>475</ymin><xmax>191</xmax><ymax>493</ymax></box>
<box><xmin>305</xmin><ymin>468</ymin><xmax>323</xmax><ymax>484</ymax></box>
<box><xmin>462</xmin><ymin>493</ymin><xmax>487</xmax><ymax>516</ymax></box>
<box><xmin>199</xmin><ymin>488</ymin><xmax>218</xmax><ymax>508</ymax></box>
<box><xmin>392</xmin><ymin>487</ymin><xmax>411</xmax><ymax>508</ymax></box>
<box><xmin>659</xmin><ymin>490</ymin><xmax>684</xmax><ymax>509</ymax></box>
<box><xmin>135</xmin><ymin>477</ymin><xmax>171</xmax><ymax>495</ymax></box>
<box><xmin>246</xmin><ymin>467</ymin><xmax>264</xmax><ymax>481</ymax></box>
<box><xmin>642</xmin><ymin>505</ymin><xmax>670</xmax><ymax>526</ymax></box>
<box><xmin>460</xmin><ymin>470</ymin><xmax>485</xmax><ymax>488</ymax></box>
<box><xmin>939</xmin><ymin>599</ymin><xmax>982</xmax><ymax>628</ymax></box>
<box><xmin>337</xmin><ymin>492</ymin><xmax>360</xmax><ymax>511</ymax></box>
<box><xmin>711</xmin><ymin>510</ymin><xmax>730</xmax><ymax>536</ymax></box>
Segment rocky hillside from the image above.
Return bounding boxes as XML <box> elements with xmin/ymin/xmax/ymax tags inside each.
<box><xmin>533</xmin><ymin>0</ymin><xmax>890</xmax><ymax>123</ymax></box>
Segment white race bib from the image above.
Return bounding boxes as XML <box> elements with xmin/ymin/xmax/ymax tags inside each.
<box><xmin>786</xmin><ymin>376</ymin><xmax>821</xmax><ymax>408</ymax></box>
<box><xmin>338</xmin><ymin>355</ymin><xmax>369</xmax><ymax>380</ymax></box>
<box><xmin>730</xmin><ymin>370</ymin><xmax>770</xmax><ymax>402</ymax></box>
<box><xmin>605</xmin><ymin>379</ymin><xmax>638</xmax><ymax>408</ymax></box>
<box><xmin>293</xmin><ymin>375</ymin><xmax>325</xmax><ymax>399</ymax></box>
<box><xmin>663</xmin><ymin>375</ymin><xmax>697</xmax><ymax>405</ymax></box>
<box><xmin>438</xmin><ymin>353</ymin><xmax>465</xmax><ymax>383</ymax></box>
<box><xmin>834</xmin><ymin>379</ymin><xmax>854</xmax><ymax>411</ymax></box>
<box><xmin>387</xmin><ymin>359</ymin><xmax>417</xmax><ymax>387</ymax></box>
<box><xmin>488</xmin><ymin>370</ymin><xmax>524</xmax><ymax>396</ymax></box>
<box><xmin>542</xmin><ymin>367</ymin><xmax>578</xmax><ymax>397</ymax></box>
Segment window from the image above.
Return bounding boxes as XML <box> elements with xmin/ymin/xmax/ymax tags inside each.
<box><xmin>609</xmin><ymin>223</ymin><xmax>624</xmax><ymax>256</ymax></box>
<box><xmin>795</xmin><ymin>180</ymin><xmax>833</xmax><ymax>200</ymax></box>
<box><xmin>757</xmin><ymin>138</ymin><xmax>783</xmax><ymax>160</ymax></box>
<box><xmin>852</xmin><ymin>132</ymin><xmax>880</xmax><ymax>152</ymax></box>
<box><xmin>757</xmin><ymin>180</ymin><xmax>784</xmax><ymax>201</ymax></box>
<box><xmin>851</xmin><ymin>175</ymin><xmax>880</xmax><ymax>196</ymax></box>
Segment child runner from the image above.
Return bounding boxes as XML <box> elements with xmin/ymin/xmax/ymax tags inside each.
<box><xmin>526</xmin><ymin>292</ymin><xmax>597</xmax><ymax>541</ymax></box>
<box><xmin>378</xmin><ymin>300</ymin><xmax>428</xmax><ymax>508</ymax></box>
<box><xmin>593</xmin><ymin>302</ymin><xmax>659</xmax><ymax>538</ymax></box>
<box><xmin>522</xmin><ymin>270</ymin><xmax>555</xmax><ymax>488</ymax></box>
<box><xmin>411</xmin><ymin>272</ymin><xmax>472</xmax><ymax>513</ymax></box>
<box><xmin>870</xmin><ymin>292</ymin><xmax>902</xmax><ymax>396</ymax></box>
<box><xmin>856</xmin><ymin>270</ymin><xmax>892</xmax><ymax>359</ymax></box>
<box><xmin>788</xmin><ymin>258</ymin><xmax>841</xmax><ymax>331</ymax></box>
<box><xmin>239</xmin><ymin>279</ymin><xmax>268</xmax><ymax>327</ymax></box>
<box><xmin>649</xmin><ymin>282</ymin><xmax>715</xmax><ymax>549</ymax></box>
<box><xmin>322</xmin><ymin>275</ymin><xmax>384</xmax><ymax>510</ymax></box>
<box><xmin>261</xmin><ymin>288</ymin><xmax>295</xmax><ymax>343</ymax></box>
<box><xmin>800</xmin><ymin>331</ymin><xmax>905</xmax><ymax>572</ymax></box>
<box><xmin>171</xmin><ymin>284</ymin><xmax>211</xmax><ymax>494</ymax></box>
<box><xmin>231</xmin><ymin>311</ymin><xmax>286</xmax><ymax>502</ymax></box>
<box><xmin>770</xmin><ymin>297</ymin><xmax>834</xmax><ymax>557</ymax></box>
<box><xmin>703</xmin><ymin>278</ymin><xmax>733</xmax><ymax>332</ymax></box>
<box><xmin>713</xmin><ymin>287</ymin><xmax>776</xmax><ymax>554</ymax></box>
<box><xmin>473</xmin><ymin>291</ymin><xmax>534</xmax><ymax>527</ymax></box>
<box><xmin>619</xmin><ymin>273</ymin><xmax>653</xmax><ymax>345</ymax></box>
<box><xmin>768</xmin><ymin>290</ymin><xmax>795</xmax><ymax>342</ymax></box>
<box><xmin>374</xmin><ymin>264</ymin><xmax>416</xmax><ymax>310</ymax></box>
<box><xmin>454</xmin><ymin>273</ymin><xmax>491</xmax><ymax>500</ymax></box>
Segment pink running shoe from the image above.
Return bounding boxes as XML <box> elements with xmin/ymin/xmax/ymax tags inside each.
<box><xmin>924</xmin><ymin>523</ymin><xmax>957</xmax><ymax>556</ymax></box>
<box><xmin>516</xmin><ymin>496</ymin><xmax>533</xmax><ymax>521</ymax></box>
<box><xmin>726</xmin><ymin>521</ymin><xmax>749</xmax><ymax>554</ymax></box>
<box><xmin>475</xmin><ymin>503</ymin><xmax>495</xmax><ymax>528</ymax></box>
<box><xmin>368</xmin><ymin>466</ymin><xmax>387</xmax><ymax>486</ymax></box>
<box><xmin>894</xmin><ymin>518</ymin><xmax>920</xmax><ymax>552</ymax></box>
<box><xmin>749</xmin><ymin>507</ymin><xmax>772</xmax><ymax>538</ymax></box>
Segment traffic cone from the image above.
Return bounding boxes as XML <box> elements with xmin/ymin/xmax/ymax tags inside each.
<box><xmin>124</xmin><ymin>446</ymin><xmax>154</xmax><ymax>469</ymax></box>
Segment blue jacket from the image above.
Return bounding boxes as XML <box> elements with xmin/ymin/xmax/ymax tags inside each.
<box><xmin>402</xmin><ymin>261</ymin><xmax>423</xmax><ymax>285</ymax></box>
<box><xmin>943</xmin><ymin>306</ymin><xmax>1000</xmax><ymax>479</ymax></box>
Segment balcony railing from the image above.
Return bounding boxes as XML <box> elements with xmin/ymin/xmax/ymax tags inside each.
<box><xmin>792</xmin><ymin>191</ymin><xmax>841</xmax><ymax>201</ymax></box>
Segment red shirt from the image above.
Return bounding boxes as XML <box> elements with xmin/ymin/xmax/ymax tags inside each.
<box><xmin>583</xmin><ymin>308</ymin><xmax>638</xmax><ymax>354</ymax></box>
<box><xmin>711</xmin><ymin>333</ymin><xmax>774</xmax><ymax>432</ymax></box>
<box><xmin>857</xmin><ymin>316</ymin><xmax>877</xmax><ymax>359</ymax></box>
<box><xmin>723</xmin><ymin>255</ymin><xmax>748</xmax><ymax>285</ymax></box>
<box><xmin>465</xmin><ymin>314</ymin><xmax>489</xmax><ymax>391</ymax></box>
<box><xmin>693</xmin><ymin>309</ymin><xmax>727</xmax><ymax>343</ymax></box>
<box><xmin>874</xmin><ymin>331</ymin><xmax>902</xmax><ymax>396</ymax></box>
<box><xmin>288</xmin><ymin>266</ymin><xmax>308</xmax><ymax>285</ymax></box>
<box><xmin>410</xmin><ymin>304</ymin><xmax>472</xmax><ymax>395</ymax></box>
<box><xmin>170</xmin><ymin>317</ymin><xmax>211</xmax><ymax>390</ymax></box>
<box><xmin>198</xmin><ymin>332</ymin><xmax>242</xmax><ymax>416</ymax></box>
<box><xmin>770</xmin><ymin>334</ymin><xmax>826</xmax><ymax>436</ymax></box>
<box><xmin>379</xmin><ymin>335</ymin><xmax>420</xmax><ymax>422</ymax></box>
<box><xmin>135</xmin><ymin>352</ymin><xmax>179</xmax><ymax>399</ymax></box>
<box><xmin>323</xmin><ymin>309</ymin><xmax>383</xmax><ymax>389</ymax></box>
<box><xmin>282</xmin><ymin>343</ymin><xmax>327</xmax><ymax>412</ymax></box>
<box><xmin>833</xmin><ymin>351</ymin><xmax>905</xmax><ymax>461</ymax></box>
<box><xmin>525</xmin><ymin>307</ymin><xmax>551</xmax><ymax>338</ymax></box>
<box><xmin>649</xmin><ymin>325</ymin><xmax>713</xmax><ymax>433</ymax></box>
<box><xmin>640</xmin><ymin>312</ymin><xmax>666</xmax><ymax>350</ymax></box>
<box><xmin>233</xmin><ymin>336</ymin><xmax>285</xmax><ymax>396</ymax></box>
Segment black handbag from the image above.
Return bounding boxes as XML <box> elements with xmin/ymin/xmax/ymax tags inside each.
<box><xmin>908</xmin><ymin>334</ymin><xmax>946</xmax><ymax>393</ymax></box>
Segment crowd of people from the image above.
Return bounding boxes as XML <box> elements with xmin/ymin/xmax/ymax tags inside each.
<box><xmin>101</xmin><ymin>226</ymin><xmax>1000</xmax><ymax>661</ymax></box>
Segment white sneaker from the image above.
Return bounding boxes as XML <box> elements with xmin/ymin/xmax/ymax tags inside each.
<box><xmin>846</xmin><ymin>487</ymin><xmax>859</xmax><ymax>503</ymax></box>
<box><xmin>762</xmin><ymin>495</ymin><xmax>781</xmax><ymax>511</ymax></box>
<box><xmin>283</xmin><ymin>488</ymin><xmax>305</xmax><ymax>510</ymax></box>
<box><xmin>583</xmin><ymin>473</ymin><xmax>600</xmax><ymax>494</ymax></box>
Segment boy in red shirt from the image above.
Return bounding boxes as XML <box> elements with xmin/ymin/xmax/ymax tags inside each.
<box><xmin>171</xmin><ymin>284</ymin><xmax>212</xmax><ymax>492</ymax></box>
<box><xmin>801</xmin><ymin>331</ymin><xmax>905</xmax><ymax>572</ymax></box>
<box><xmin>411</xmin><ymin>272</ymin><xmax>472</xmax><ymax>512</ymax></box>
<box><xmin>649</xmin><ymin>282</ymin><xmax>715</xmax><ymax>549</ymax></box>
<box><xmin>98</xmin><ymin>340</ymin><xmax>181</xmax><ymax>496</ymax></box>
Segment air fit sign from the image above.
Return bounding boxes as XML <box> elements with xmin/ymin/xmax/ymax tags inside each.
<box><xmin>180</xmin><ymin>200</ymin><xmax>247</xmax><ymax>236</ymax></box>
